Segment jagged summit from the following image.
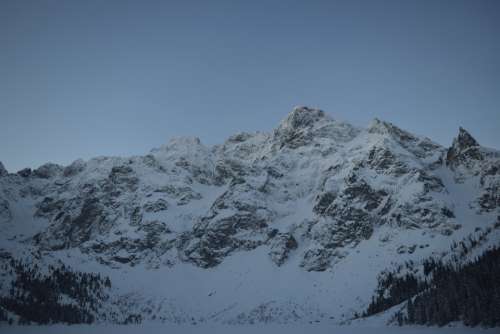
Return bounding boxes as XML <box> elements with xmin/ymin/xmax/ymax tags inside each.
<box><xmin>272</xmin><ymin>106</ymin><xmax>359</xmax><ymax>149</ymax></box>
<box><xmin>170</xmin><ymin>136</ymin><xmax>202</xmax><ymax>145</ymax></box>
<box><xmin>277</xmin><ymin>106</ymin><xmax>329</xmax><ymax>131</ymax></box>
<box><xmin>151</xmin><ymin>136</ymin><xmax>209</xmax><ymax>157</ymax></box>
<box><xmin>33</xmin><ymin>163</ymin><xmax>63</xmax><ymax>179</ymax></box>
<box><xmin>367</xmin><ymin>118</ymin><xmax>387</xmax><ymax>132</ymax></box>
<box><xmin>0</xmin><ymin>106</ymin><xmax>499</xmax><ymax>325</ymax></box>
<box><xmin>446</xmin><ymin>127</ymin><xmax>483</xmax><ymax>166</ymax></box>
<box><xmin>454</xmin><ymin>127</ymin><xmax>480</xmax><ymax>150</ymax></box>
<box><xmin>367</xmin><ymin>118</ymin><xmax>417</xmax><ymax>142</ymax></box>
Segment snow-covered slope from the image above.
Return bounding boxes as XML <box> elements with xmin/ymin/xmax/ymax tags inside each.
<box><xmin>0</xmin><ymin>106</ymin><xmax>498</xmax><ymax>325</ymax></box>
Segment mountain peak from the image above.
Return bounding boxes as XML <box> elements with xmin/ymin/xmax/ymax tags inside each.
<box><xmin>367</xmin><ymin>118</ymin><xmax>388</xmax><ymax>133</ymax></box>
<box><xmin>455</xmin><ymin>127</ymin><xmax>479</xmax><ymax>150</ymax></box>
<box><xmin>278</xmin><ymin>106</ymin><xmax>328</xmax><ymax>131</ymax></box>
<box><xmin>446</xmin><ymin>127</ymin><xmax>482</xmax><ymax>166</ymax></box>
<box><xmin>168</xmin><ymin>136</ymin><xmax>202</xmax><ymax>146</ymax></box>
<box><xmin>367</xmin><ymin>118</ymin><xmax>416</xmax><ymax>142</ymax></box>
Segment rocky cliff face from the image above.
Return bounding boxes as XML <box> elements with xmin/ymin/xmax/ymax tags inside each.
<box><xmin>0</xmin><ymin>107</ymin><xmax>498</xmax><ymax>324</ymax></box>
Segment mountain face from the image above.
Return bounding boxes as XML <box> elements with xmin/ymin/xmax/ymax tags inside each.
<box><xmin>0</xmin><ymin>106</ymin><xmax>499</xmax><ymax>325</ymax></box>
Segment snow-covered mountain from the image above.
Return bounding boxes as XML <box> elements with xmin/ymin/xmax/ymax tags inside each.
<box><xmin>0</xmin><ymin>106</ymin><xmax>499</xmax><ymax>325</ymax></box>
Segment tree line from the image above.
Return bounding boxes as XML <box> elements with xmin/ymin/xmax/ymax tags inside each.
<box><xmin>0</xmin><ymin>258</ymin><xmax>112</xmax><ymax>325</ymax></box>
<box><xmin>363</xmin><ymin>245</ymin><xmax>500</xmax><ymax>327</ymax></box>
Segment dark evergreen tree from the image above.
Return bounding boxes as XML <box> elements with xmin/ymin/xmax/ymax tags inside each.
<box><xmin>0</xmin><ymin>259</ymin><xmax>113</xmax><ymax>325</ymax></box>
<box><xmin>364</xmin><ymin>246</ymin><xmax>500</xmax><ymax>327</ymax></box>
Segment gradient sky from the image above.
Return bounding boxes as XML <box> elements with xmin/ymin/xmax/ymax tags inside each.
<box><xmin>1</xmin><ymin>0</ymin><xmax>499</xmax><ymax>172</ymax></box>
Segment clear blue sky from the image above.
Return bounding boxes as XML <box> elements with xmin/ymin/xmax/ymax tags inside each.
<box><xmin>1</xmin><ymin>0</ymin><xmax>499</xmax><ymax>171</ymax></box>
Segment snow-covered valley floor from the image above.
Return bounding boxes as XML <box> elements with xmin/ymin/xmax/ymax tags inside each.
<box><xmin>3</xmin><ymin>324</ymin><xmax>498</xmax><ymax>334</ymax></box>
<box><xmin>4</xmin><ymin>324</ymin><xmax>498</xmax><ymax>334</ymax></box>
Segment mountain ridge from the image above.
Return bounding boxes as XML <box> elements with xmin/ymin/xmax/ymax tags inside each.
<box><xmin>0</xmin><ymin>106</ymin><xmax>498</xmax><ymax>325</ymax></box>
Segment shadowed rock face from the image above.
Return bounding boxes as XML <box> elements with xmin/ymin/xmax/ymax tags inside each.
<box><xmin>17</xmin><ymin>168</ymin><xmax>32</xmax><ymax>177</ymax></box>
<box><xmin>67</xmin><ymin>198</ymin><xmax>107</xmax><ymax>246</ymax></box>
<box><xmin>1</xmin><ymin>107</ymin><xmax>498</xmax><ymax>273</ymax></box>
<box><xmin>446</xmin><ymin>127</ymin><xmax>483</xmax><ymax>167</ymax></box>
<box><xmin>109</xmin><ymin>165</ymin><xmax>139</xmax><ymax>192</ymax></box>
<box><xmin>0</xmin><ymin>162</ymin><xmax>7</xmax><ymax>177</ymax></box>
<box><xmin>268</xmin><ymin>233</ymin><xmax>298</xmax><ymax>266</ymax></box>
<box><xmin>273</xmin><ymin>106</ymin><xmax>328</xmax><ymax>149</ymax></box>
<box><xmin>0</xmin><ymin>199</ymin><xmax>11</xmax><ymax>223</ymax></box>
<box><xmin>63</xmin><ymin>159</ymin><xmax>86</xmax><ymax>177</ymax></box>
<box><xmin>34</xmin><ymin>163</ymin><xmax>63</xmax><ymax>179</ymax></box>
<box><xmin>281</xmin><ymin>106</ymin><xmax>326</xmax><ymax>130</ymax></box>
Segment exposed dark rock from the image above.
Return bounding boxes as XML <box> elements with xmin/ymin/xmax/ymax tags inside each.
<box><xmin>267</xmin><ymin>228</ymin><xmax>279</xmax><ymax>239</ymax></box>
<box><xmin>66</xmin><ymin>198</ymin><xmax>107</xmax><ymax>246</ymax></box>
<box><xmin>63</xmin><ymin>159</ymin><xmax>86</xmax><ymax>177</ymax></box>
<box><xmin>268</xmin><ymin>233</ymin><xmax>298</xmax><ymax>266</ymax></box>
<box><xmin>368</xmin><ymin>119</ymin><xmax>442</xmax><ymax>160</ymax></box>
<box><xmin>282</xmin><ymin>106</ymin><xmax>325</xmax><ymax>130</ymax></box>
<box><xmin>130</xmin><ymin>206</ymin><xmax>143</xmax><ymax>226</ymax></box>
<box><xmin>36</xmin><ymin>197</ymin><xmax>108</xmax><ymax>250</ymax></box>
<box><xmin>0</xmin><ymin>162</ymin><xmax>7</xmax><ymax>177</ymax></box>
<box><xmin>417</xmin><ymin>171</ymin><xmax>445</xmax><ymax>193</ymax></box>
<box><xmin>368</xmin><ymin>119</ymin><xmax>415</xmax><ymax>142</ymax></box>
<box><xmin>87</xmin><ymin>233</ymin><xmax>173</xmax><ymax>266</ymax></box>
<box><xmin>441</xmin><ymin>207</ymin><xmax>455</xmax><ymax>218</ymax></box>
<box><xmin>345</xmin><ymin>182</ymin><xmax>385</xmax><ymax>206</ymax></box>
<box><xmin>478</xmin><ymin>184</ymin><xmax>500</xmax><ymax>211</ymax></box>
<box><xmin>109</xmin><ymin>165</ymin><xmax>139</xmax><ymax>192</ymax></box>
<box><xmin>266</xmin><ymin>167</ymin><xmax>283</xmax><ymax>179</ymax></box>
<box><xmin>397</xmin><ymin>244</ymin><xmax>417</xmax><ymax>254</ymax></box>
<box><xmin>0</xmin><ymin>199</ymin><xmax>11</xmax><ymax>222</ymax></box>
<box><xmin>326</xmin><ymin>181</ymin><xmax>387</xmax><ymax>214</ymax></box>
<box><xmin>389</xmin><ymin>201</ymin><xmax>450</xmax><ymax>230</ymax></box>
<box><xmin>366</xmin><ymin>147</ymin><xmax>408</xmax><ymax>175</ymax></box>
<box><xmin>273</xmin><ymin>107</ymin><xmax>326</xmax><ymax>149</ymax></box>
<box><xmin>17</xmin><ymin>168</ymin><xmax>32</xmax><ymax>177</ymax></box>
<box><xmin>34</xmin><ymin>163</ymin><xmax>63</xmax><ymax>179</ymax></box>
<box><xmin>215</xmin><ymin>159</ymin><xmax>250</xmax><ymax>180</ymax></box>
<box><xmin>183</xmin><ymin>213</ymin><xmax>268</xmax><ymax>268</ymax></box>
<box><xmin>35</xmin><ymin>197</ymin><xmax>65</xmax><ymax>219</ymax></box>
<box><xmin>446</xmin><ymin>127</ymin><xmax>483</xmax><ymax>167</ymax></box>
<box><xmin>301</xmin><ymin>248</ymin><xmax>331</xmax><ymax>271</ymax></box>
<box><xmin>227</xmin><ymin>132</ymin><xmax>253</xmax><ymax>143</ymax></box>
<box><xmin>138</xmin><ymin>220</ymin><xmax>170</xmax><ymax>235</ymax></box>
<box><xmin>143</xmin><ymin>198</ymin><xmax>169</xmax><ymax>212</ymax></box>
<box><xmin>313</xmin><ymin>192</ymin><xmax>336</xmax><ymax>215</ymax></box>
<box><xmin>155</xmin><ymin>185</ymin><xmax>202</xmax><ymax>205</ymax></box>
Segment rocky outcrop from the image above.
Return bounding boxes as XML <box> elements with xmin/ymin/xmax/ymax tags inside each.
<box><xmin>0</xmin><ymin>162</ymin><xmax>7</xmax><ymax>177</ymax></box>
<box><xmin>268</xmin><ymin>233</ymin><xmax>298</xmax><ymax>266</ymax></box>
<box><xmin>182</xmin><ymin>212</ymin><xmax>269</xmax><ymax>268</ymax></box>
<box><xmin>108</xmin><ymin>165</ymin><xmax>139</xmax><ymax>192</ymax></box>
<box><xmin>154</xmin><ymin>185</ymin><xmax>202</xmax><ymax>205</ymax></box>
<box><xmin>1</xmin><ymin>106</ymin><xmax>498</xmax><ymax>273</ymax></box>
<box><xmin>143</xmin><ymin>199</ymin><xmax>169</xmax><ymax>213</ymax></box>
<box><xmin>446</xmin><ymin>127</ymin><xmax>482</xmax><ymax>167</ymax></box>
<box><xmin>63</xmin><ymin>159</ymin><xmax>86</xmax><ymax>177</ymax></box>
<box><xmin>301</xmin><ymin>247</ymin><xmax>333</xmax><ymax>272</ymax></box>
<box><xmin>273</xmin><ymin>106</ymin><xmax>327</xmax><ymax>149</ymax></box>
<box><xmin>0</xmin><ymin>198</ymin><xmax>11</xmax><ymax>223</ymax></box>
<box><xmin>34</xmin><ymin>163</ymin><xmax>63</xmax><ymax>179</ymax></box>
<box><xmin>17</xmin><ymin>168</ymin><xmax>32</xmax><ymax>177</ymax></box>
<box><xmin>35</xmin><ymin>197</ymin><xmax>110</xmax><ymax>250</ymax></box>
<box><xmin>478</xmin><ymin>182</ymin><xmax>500</xmax><ymax>212</ymax></box>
